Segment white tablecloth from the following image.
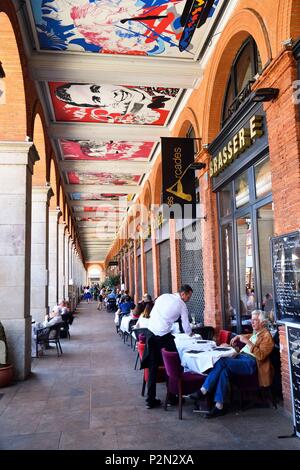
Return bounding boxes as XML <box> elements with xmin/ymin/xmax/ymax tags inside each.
<box><xmin>174</xmin><ymin>333</ymin><xmax>216</xmax><ymax>359</ymax></box>
<box><xmin>181</xmin><ymin>347</ymin><xmax>237</xmax><ymax>374</ymax></box>
<box><xmin>120</xmin><ymin>315</ymin><xmax>132</xmax><ymax>333</ymax></box>
<box><xmin>174</xmin><ymin>333</ymin><xmax>237</xmax><ymax>374</ymax></box>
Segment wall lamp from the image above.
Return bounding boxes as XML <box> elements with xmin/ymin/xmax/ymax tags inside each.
<box><xmin>188</xmin><ymin>162</ymin><xmax>206</xmax><ymax>170</ymax></box>
<box><xmin>0</xmin><ymin>61</ymin><xmax>5</xmax><ymax>78</ymax></box>
<box><xmin>252</xmin><ymin>88</ymin><xmax>279</xmax><ymax>102</ymax></box>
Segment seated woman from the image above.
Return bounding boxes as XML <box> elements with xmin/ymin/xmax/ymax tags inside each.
<box><xmin>134</xmin><ymin>302</ymin><xmax>154</xmax><ymax>329</ymax></box>
<box><xmin>130</xmin><ymin>301</ymin><xmax>145</xmax><ymax>319</ymax></box>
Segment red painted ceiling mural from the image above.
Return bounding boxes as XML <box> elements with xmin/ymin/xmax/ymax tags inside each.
<box><xmin>67</xmin><ymin>171</ymin><xmax>141</xmax><ymax>185</ymax></box>
<box><xmin>61</xmin><ymin>139</ymin><xmax>154</xmax><ymax>160</ymax></box>
<box><xmin>49</xmin><ymin>82</ymin><xmax>180</xmax><ymax>125</ymax></box>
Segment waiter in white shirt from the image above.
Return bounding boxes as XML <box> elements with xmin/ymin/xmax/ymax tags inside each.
<box><xmin>141</xmin><ymin>285</ymin><xmax>193</xmax><ymax>409</ymax></box>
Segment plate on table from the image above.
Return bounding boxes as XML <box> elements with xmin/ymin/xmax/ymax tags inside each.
<box><xmin>213</xmin><ymin>347</ymin><xmax>232</xmax><ymax>351</ymax></box>
<box><xmin>186</xmin><ymin>350</ymin><xmax>204</xmax><ymax>354</ymax></box>
<box><xmin>193</xmin><ymin>334</ymin><xmax>201</xmax><ymax>339</ymax></box>
<box><xmin>196</xmin><ymin>340</ymin><xmax>208</xmax><ymax>344</ymax></box>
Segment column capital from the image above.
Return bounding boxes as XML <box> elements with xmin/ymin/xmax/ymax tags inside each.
<box><xmin>0</xmin><ymin>142</ymin><xmax>39</xmax><ymax>173</ymax></box>
<box><xmin>32</xmin><ymin>184</ymin><xmax>54</xmax><ymax>204</ymax></box>
<box><xmin>49</xmin><ymin>206</ymin><xmax>62</xmax><ymax>219</ymax></box>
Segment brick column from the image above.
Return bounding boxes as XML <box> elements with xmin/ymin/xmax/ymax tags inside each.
<box><xmin>150</xmin><ymin>214</ymin><xmax>160</xmax><ymax>298</ymax></box>
<box><xmin>0</xmin><ymin>142</ymin><xmax>39</xmax><ymax>379</ymax></box>
<box><xmin>253</xmin><ymin>49</ymin><xmax>300</xmax><ymax>412</ymax></box>
<box><xmin>133</xmin><ymin>240</ymin><xmax>139</xmax><ymax>304</ymax></box>
<box><xmin>127</xmin><ymin>247</ymin><xmax>133</xmax><ymax>298</ymax></box>
<box><xmin>31</xmin><ymin>185</ymin><xmax>54</xmax><ymax>322</ymax></box>
<box><xmin>64</xmin><ymin>229</ymin><xmax>69</xmax><ymax>300</ymax></box>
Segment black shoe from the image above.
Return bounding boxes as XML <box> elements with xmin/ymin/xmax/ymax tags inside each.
<box><xmin>146</xmin><ymin>398</ymin><xmax>161</xmax><ymax>409</ymax></box>
<box><xmin>205</xmin><ymin>406</ymin><xmax>227</xmax><ymax>419</ymax></box>
<box><xmin>168</xmin><ymin>396</ymin><xmax>185</xmax><ymax>406</ymax></box>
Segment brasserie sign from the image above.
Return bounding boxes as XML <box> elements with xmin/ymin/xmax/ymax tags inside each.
<box><xmin>210</xmin><ymin>115</ymin><xmax>264</xmax><ymax>178</ymax></box>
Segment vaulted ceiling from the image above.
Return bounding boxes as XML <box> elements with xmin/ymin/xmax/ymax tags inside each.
<box><xmin>17</xmin><ymin>0</ymin><xmax>232</xmax><ymax>262</ymax></box>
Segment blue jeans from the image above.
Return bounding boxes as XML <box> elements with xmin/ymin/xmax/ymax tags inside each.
<box><xmin>203</xmin><ymin>354</ymin><xmax>257</xmax><ymax>404</ymax></box>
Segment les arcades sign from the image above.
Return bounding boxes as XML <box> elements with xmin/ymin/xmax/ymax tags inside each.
<box><xmin>210</xmin><ymin>115</ymin><xmax>264</xmax><ymax>178</ymax></box>
<box><xmin>161</xmin><ymin>137</ymin><xmax>196</xmax><ymax>219</ymax></box>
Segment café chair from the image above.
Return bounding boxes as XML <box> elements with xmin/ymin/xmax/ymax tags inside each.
<box><xmin>161</xmin><ymin>348</ymin><xmax>206</xmax><ymax>420</ymax></box>
<box><xmin>218</xmin><ymin>329</ymin><xmax>231</xmax><ymax>345</ymax></box>
<box><xmin>137</xmin><ymin>341</ymin><xmax>166</xmax><ymax>397</ymax></box>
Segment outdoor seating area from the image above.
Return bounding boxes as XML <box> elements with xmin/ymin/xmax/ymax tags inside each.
<box><xmin>0</xmin><ymin>301</ymin><xmax>299</xmax><ymax>451</ymax></box>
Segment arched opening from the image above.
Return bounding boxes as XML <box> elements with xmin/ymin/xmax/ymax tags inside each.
<box><xmin>32</xmin><ymin>114</ymin><xmax>47</xmax><ymax>186</ymax></box>
<box><xmin>0</xmin><ymin>12</ymin><xmax>27</xmax><ymax>141</ymax></box>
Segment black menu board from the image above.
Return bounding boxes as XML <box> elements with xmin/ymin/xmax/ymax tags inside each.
<box><xmin>286</xmin><ymin>323</ymin><xmax>300</xmax><ymax>438</ymax></box>
<box><xmin>271</xmin><ymin>231</ymin><xmax>300</xmax><ymax>323</ymax></box>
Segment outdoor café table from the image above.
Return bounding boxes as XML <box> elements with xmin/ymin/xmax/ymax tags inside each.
<box><xmin>174</xmin><ymin>333</ymin><xmax>216</xmax><ymax>359</ymax></box>
<box><xmin>181</xmin><ymin>345</ymin><xmax>238</xmax><ymax>375</ymax></box>
<box><xmin>120</xmin><ymin>315</ymin><xmax>132</xmax><ymax>333</ymax></box>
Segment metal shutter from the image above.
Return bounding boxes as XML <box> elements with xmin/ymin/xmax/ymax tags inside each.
<box><xmin>146</xmin><ymin>250</ymin><xmax>154</xmax><ymax>298</ymax></box>
<box><xmin>137</xmin><ymin>255</ymin><xmax>142</xmax><ymax>301</ymax></box>
<box><xmin>179</xmin><ymin>221</ymin><xmax>205</xmax><ymax>323</ymax></box>
<box><xmin>159</xmin><ymin>239</ymin><xmax>172</xmax><ymax>294</ymax></box>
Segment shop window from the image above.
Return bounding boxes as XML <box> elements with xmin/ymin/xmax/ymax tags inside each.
<box><xmin>218</xmin><ymin>154</ymin><xmax>273</xmax><ymax>333</ymax></box>
<box><xmin>235</xmin><ymin>171</ymin><xmax>249</xmax><ymax>208</ymax></box>
<box><xmin>257</xmin><ymin>203</ymin><xmax>274</xmax><ymax>320</ymax></box>
<box><xmin>255</xmin><ymin>156</ymin><xmax>272</xmax><ymax>199</ymax></box>
<box><xmin>222</xmin><ymin>37</ymin><xmax>262</xmax><ymax>126</ymax></box>
<box><xmin>219</xmin><ymin>183</ymin><xmax>232</xmax><ymax>217</ymax></box>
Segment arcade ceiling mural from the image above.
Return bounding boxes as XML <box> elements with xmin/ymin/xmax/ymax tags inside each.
<box><xmin>21</xmin><ymin>0</ymin><xmax>227</xmax><ymax>261</ymax></box>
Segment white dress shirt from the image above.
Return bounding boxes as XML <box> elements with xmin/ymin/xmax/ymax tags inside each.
<box><xmin>147</xmin><ymin>293</ymin><xmax>192</xmax><ymax>336</ymax></box>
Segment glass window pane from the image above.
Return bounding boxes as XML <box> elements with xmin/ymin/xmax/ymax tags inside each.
<box><xmin>255</xmin><ymin>156</ymin><xmax>272</xmax><ymax>199</ymax></box>
<box><xmin>258</xmin><ymin>203</ymin><xmax>275</xmax><ymax>323</ymax></box>
<box><xmin>219</xmin><ymin>183</ymin><xmax>232</xmax><ymax>218</ymax></box>
<box><xmin>223</xmin><ymin>77</ymin><xmax>235</xmax><ymax>123</ymax></box>
<box><xmin>221</xmin><ymin>224</ymin><xmax>237</xmax><ymax>332</ymax></box>
<box><xmin>237</xmin><ymin>215</ymin><xmax>255</xmax><ymax>333</ymax></box>
<box><xmin>235</xmin><ymin>171</ymin><xmax>249</xmax><ymax>208</ymax></box>
<box><xmin>236</xmin><ymin>41</ymin><xmax>252</xmax><ymax>94</ymax></box>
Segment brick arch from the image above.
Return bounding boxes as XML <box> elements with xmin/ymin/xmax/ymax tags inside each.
<box><xmin>202</xmin><ymin>8</ymin><xmax>272</xmax><ymax>143</ymax></box>
<box><xmin>0</xmin><ymin>11</ymin><xmax>27</xmax><ymax>141</ymax></box>
<box><xmin>277</xmin><ymin>0</ymin><xmax>300</xmax><ymax>46</ymax></box>
<box><xmin>32</xmin><ymin>113</ymin><xmax>47</xmax><ymax>186</ymax></box>
<box><xmin>151</xmin><ymin>160</ymin><xmax>162</xmax><ymax>206</ymax></box>
<box><xmin>174</xmin><ymin>107</ymin><xmax>201</xmax><ymax>141</ymax></box>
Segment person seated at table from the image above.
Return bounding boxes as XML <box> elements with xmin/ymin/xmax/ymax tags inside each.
<box><xmin>118</xmin><ymin>295</ymin><xmax>135</xmax><ymax>317</ymax></box>
<box><xmin>198</xmin><ymin>310</ymin><xmax>274</xmax><ymax>418</ymax></box>
<box><xmin>134</xmin><ymin>301</ymin><xmax>154</xmax><ymax>329</ymax></box>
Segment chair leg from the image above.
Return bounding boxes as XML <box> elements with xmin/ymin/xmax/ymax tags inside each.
<box><xmin>36</xmin><ymin>341</ymin><xmax>38</xmax><ymax>358</ymax></box>
<box><xmin>164</xmin><ymin>390</ymin><xmax>170</xmax><ymax>411</ymax></box>
<box><xmin>59</xmin><ymin>340</ymin><xmax>63</xmax><ymax>355</ymax></box>
<box><xmin>55</xmin><ymin>342</ymin><xmax>60</xmax><ymax>357</ymax></box>
<box><xmin>134</xmin><ymin>352</ymin><xmax>139</xmax><ymax>370</ymax></box>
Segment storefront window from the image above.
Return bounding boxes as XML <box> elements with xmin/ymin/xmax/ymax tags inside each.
<box><xmin>218</xmin><ymin>155</ymin><xmax>273</xmax><ymax>333</ymax></box>
<box><xmin>257</xmin><ymin>203</ymin><xmax>275</xmax><ymax>321</ymax></box>
<box><xmin>222</xmin><ymin>37</ymin><xmax>262</xmax><ymax>126</ymax></box>
<box><xmin>255</xmin><ymin>156</ymin><xmax>272</xmax><ymax>199</ymax></box>
<box><xmin>219</xmin><ymin>183</ymin><xmax>232</xmax><ymax>217</ymax></box>
<box><xmin>237</xmin><ymin>215</ymin><xmax>254</xmax><ymax>332</ymax></box>
<box><xmin>235</xmin><ymin>171</ymin><xmax>249</xmax><ymax>208</ymax></box>
<box><xmin>221</xmin><ymin>224</ymin><xmax>237</xmax><ymax>332</ymax></box>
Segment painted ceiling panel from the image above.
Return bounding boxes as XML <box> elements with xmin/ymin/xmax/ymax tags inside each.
<box><xmin>49</xmin><ymin>82</ymin><xmax>180</xmax><ymax>125</ymax></box>
<box><xmin>60</xmin><ymin>139</ymin><xmax>155</xmax><ymax>160</ymax></box>
<box><xmin>30</xmin><ymin>0</ymin><xmax>219</xmax><ymax>58</ymax></box>
<box><xmin>70</xmin><ymin>193</ymin><xmax>128</xmax><ymax>200</ymax></box>
<box><xmin>73</xmin><ymin>206</ymin><xmax>126</xmax><ymax>213</ymax></box>
<box><xmin>67</xmin><ymin>171</ymin><xmax>141</xmax><ymax>185</ymax></box>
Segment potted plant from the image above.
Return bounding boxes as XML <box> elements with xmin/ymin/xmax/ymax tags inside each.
<box><xmin>0</xmin><ymin>321</ymin><xmax>13</xmax><ymax>387</ymax></box>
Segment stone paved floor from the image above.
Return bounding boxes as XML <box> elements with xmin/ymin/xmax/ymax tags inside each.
<box><xmin>0</xmin><ymin>301</ymin><xmax>300</xmax><ymax>450</ymax></box>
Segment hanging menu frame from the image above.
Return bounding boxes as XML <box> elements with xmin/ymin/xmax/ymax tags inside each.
<box><xmin>285</xmin><ymin>322</ymin><xmax>300</xmax><ymax>438</ymax></box>
<box><xmin>271</xmin><ymin>231</ymin><xmax>300</xmax><ymax>324</ymax></box>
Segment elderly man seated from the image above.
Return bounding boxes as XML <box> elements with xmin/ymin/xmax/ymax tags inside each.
<box><xmin>32</xmin><ymin>306</ymin><xmax>63</xmax><ymax>355</ymax></box>
<box><xmin>199</xmin><ymin>310</ymin><xmax>274</xmax><ymax>418</ymax></box>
